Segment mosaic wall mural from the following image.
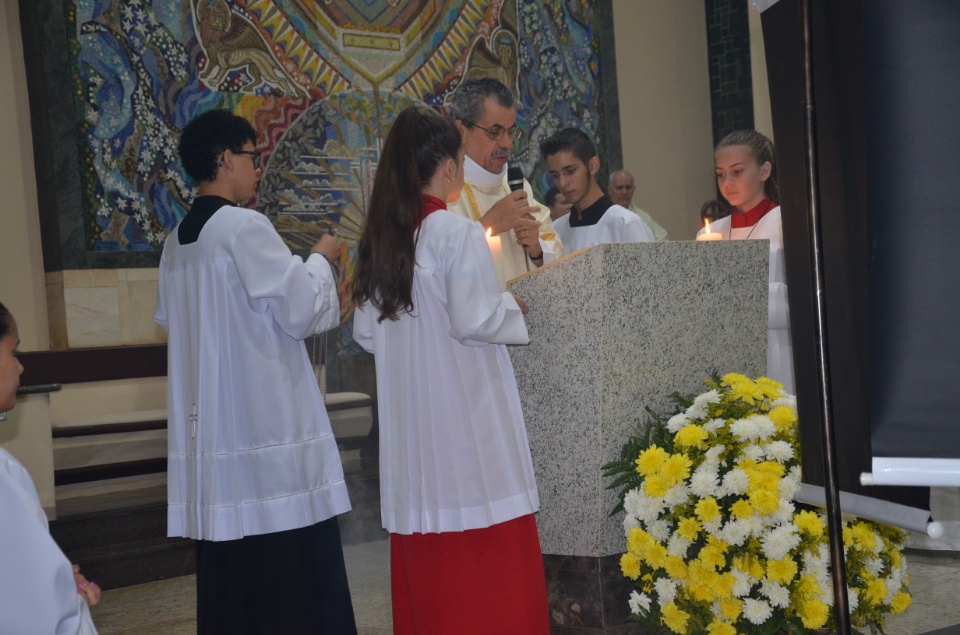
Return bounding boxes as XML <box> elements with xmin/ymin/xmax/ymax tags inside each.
<box><xmin>52</xmin><ymin>0</ymin><xmax>615</xmax><ymax>363</ymax></box>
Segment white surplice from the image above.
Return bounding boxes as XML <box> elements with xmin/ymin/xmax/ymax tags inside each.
<box><xmin>155</xmin><ymin>205</ymin><xmax>351</xmax><ymax>541</ymax></box>
<box><xmin>0</xmin><ymin>449</ymin><xmax>98</xmax><ymax>635</ymax></box>
<box><xmin>553</xmin><ymin>203</ymin><xmax>655</xmax><ymax>253</ymax></box>
<box><xmin>698</xmin><ymin>207</ymin><xmax>795</xmax><ymax>393</ymax></box>
<box><xmin>447</xmin><ymin>156</ymin><xmax>563</xmax><ymax>280</ymax></box>
<box><xmin>353</xmin><ymin>210</ymin><xmax>539</xmax><ymax>535</ymax></box>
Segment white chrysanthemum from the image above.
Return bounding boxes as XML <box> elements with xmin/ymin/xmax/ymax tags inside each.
<box><xmin>732</xmin><ymin>568</ymin><xmax>755</xmax><ymax>597</ymax></box>
<box><xmin>765</xmin><ymin>440</ymin><xmax>794</xmax><ymax>462</ymax></box>
<box><xmin>705</xmin><ymin>444</ymin><xmax>726</xmax><ymax>463</ymax></box>
<box><xmin>629</xmin><ymin>590</ymin><xmax>651</xmax><ymax>615</ymax></box>
<box><xmin>690</xmin><ymin>466</ymin><xmax>720</xmax><ymax>498</ymax></box>
<box><xmin>703</xmin><ymin>417</ymin><xmax>726</xmax><ymax>433</ymax></box>
<box><xmin>741</xmin><ymin>443</ymin><xmax>765</xmax><ymax>461</ymax></box>
<box><xmin>886</xmin><ymin>577</ymin><xmax>902</xmax><ymax>602</ymax></box>
<box><xmin>847</xmin><ymin>586</ymin><xmax>859</xmax><ymax>611</ymax></box>
<box><xmin>743</xmin><ymin>597</ymin><xmax>774</xmax><ymax>624</ymax></box>
<box><xmin>730</xmin><ymin>417</ymin><xmax>758</xmax><ymax>441</ymax></box>
<box><xmin>623</xmin><ymin>489</ymin><xmax>644</xmax><ymax>517</ymax></box>
<box><xmin>655</xmin><ymin>577</ymin><xmax>678</xmax><ymax>604</ymax></box>
<box><xmin>779</xmin><ymin>471</ymin><xmax>801</xmax><ymax>500</ymax></box>
<box><xmin>761</xmin><ymin>524</ymin><xmax>801</xmax><ymax>560</ymax></box>
<box><xmin>865</xmin><ymin>556</ymin><xmax>884</xmax><ymax>577</ymax></box>
<box><xmin>637</xmin><ymin>495</ymin><xmax>665</xmax><ymax>524</ymax></box>
<box><xmin>623</xmin><ymin>514</ymin><xmax>640</xmax><ymax>536</ymax></box>
<box><xmin>771</xmin><ymin>393</ymin><xmax>797</xmax><ymax>410</ymax></box>
<box><xmin>667</xmin><ymin>413</ymin><xmax>690</xmax><ymax>432</ymax></box>
<box><xmin>686</xmin><ymin>389</ymin><xmax>720</xmax><ymax>420</ymax></box>
<box><xmin>667</xmin><ymin>533</ymin><xmax>691</xmax><ymax>557</ymax></box>
<box><xmin>664</xmin><ymin>483</ymin><xmax>690</xmax><ymax>507</ymax></box>
<box><xmin>752</xmin><ymin>415</ymin><xmax>776</xmax><ymax>440</ymax></box>
<box><xmin>704</xmin><ymin>518</ymin><xmax>723</xmax><ymax>535</ymax></box>
<box><xmin>760</xmin><ymin>580</ymin><xmax>791</xmax><ymax>608</ymax></box>
<box><xmin>721</xmin><ymin>468</ymin><xmax>749</xmax><ymax>496</ymax></box>
<box><xmin>648</xmin><ymin>519</ymin><xmax>671</xmax><ymax>542</ymax></box>
<box><xmin>772</xmin><ymin>500</ymin><xmax>795</xmax><ymax>525</ymax></box>
<box><xmin>719</xmin><ymin>518</ymin><xmax>752</xmax><ymax>546</ymax></box>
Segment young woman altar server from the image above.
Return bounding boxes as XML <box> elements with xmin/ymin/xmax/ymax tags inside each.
<box><xmin>0</xmin><ymin>302</ymin><xmax>102</xmax><ymax>634</ymax></box>
<box><xmin>699</xmin><ymin>130</ymin><xmax>795</xmax><ymax>393</ymax></box>
<box><xmin>352</xmin><ymin>107</ymin><xmax>549</xmax><ymax>634</ymax></box>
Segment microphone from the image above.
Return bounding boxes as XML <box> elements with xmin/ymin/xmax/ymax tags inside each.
<box><xmin>507</xmin><ymin>166</ymin><xmax>524</xmax><ymax>192</ymax></box>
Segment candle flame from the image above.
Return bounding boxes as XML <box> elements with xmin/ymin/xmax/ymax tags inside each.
<box><xmin>705</xmin><ymin>219</ymin><xmax>713</xmax><ymax>233</ymax></box>
<box><xmin>485</xmin><ymin>228</ymin><xmax>492</xmax><ymax>238</ymax></box>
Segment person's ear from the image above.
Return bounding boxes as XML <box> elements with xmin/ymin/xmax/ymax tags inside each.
<box><xmin>759</xmin><ymin>161</ymin><xmax>772</xmax><ymax>182</ymax></box>
<box><xmin>589</xmin><ymin>156</ymin><xmax>600</xmax><ymax>176</ymax></box>
<box><xmin>454</xmin><ymin>119</ymin><xmax>467</xmax><ymax>137</ymax></box>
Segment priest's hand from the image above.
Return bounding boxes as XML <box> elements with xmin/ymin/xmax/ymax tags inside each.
<box><xmin>481</xmin><ymin>190</ymin><xmax>539</xmax><ymax>236</ymax></box>
<box><xmin>512</xmin><ymin>294</ymin><xmax>529</xmax><ymax>315</ymax></box>
<box><xmin>514</xmin><ymin>218</ymin><xmax>542</xmax><ymax>254</ymax></box>
<box><xmin>311</xmin><ymin>234</ymin><xmax>341</xmax><ymax>263</ymax></box>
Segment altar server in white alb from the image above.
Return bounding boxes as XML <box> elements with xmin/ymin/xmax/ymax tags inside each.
<box><xmin>447</xmin><ymin>77</ymin><xmax>563</xmax><ymax>279</ymax></box>
<box><xmin>352</xmin><ymin>107</ymin><xmax>549</xmax><ymax>634</ymax></box>
<box><xmin>698</xmin><ymin>129</ymin><xmax>794</xmax><ymax>393</ymax></box>
<box><xmin>0</xmin><ymin>302</ymin><xmax>101</xmax><ymax>634</ymax></box>
<box><xmin>155</xmin><ymin>110</ymin><xmax>356</xmax><ymax>634</ymax></box>
<box><xmin>542</xmin><ymin>127</ymin><xmax>655</xmax><ymax>252</ymax></box>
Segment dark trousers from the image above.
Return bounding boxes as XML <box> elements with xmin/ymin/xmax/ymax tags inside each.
<box><xmin>196</xmin><ymin>516</ymin><xmax>357</xmax><ymax>634</ymax></box>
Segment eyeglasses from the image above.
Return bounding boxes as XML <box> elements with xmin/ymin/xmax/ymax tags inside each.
<box><xmin>471</xmin><ymin>123</ymin><xmax>523</xmax><ymax>141</ymax></box>
<box><xmin>233</xmin><ymin>150</ymin><xmax>262</xmax><ymax>169</ymax></box>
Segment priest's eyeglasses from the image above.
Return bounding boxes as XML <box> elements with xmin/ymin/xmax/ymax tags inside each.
<box><xmin>234</xmin><ymin>150</ymin><xmax>262</xmax><ymax>169</ymax></box>
<box><xmin>472</xmin><ymin>123</ymin><xmax>523</xmax><ymax>141</ymax></box>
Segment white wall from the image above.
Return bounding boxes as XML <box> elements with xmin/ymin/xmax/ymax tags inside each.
<box><xmin>612</xmin><ymin>0</ymin><xmax>717</xmax><ymax>241</ymax></box>
<box><xmin>749</xmin><ymin>5</ymin><xmax>774</xmax><ymax>141</ymax></box>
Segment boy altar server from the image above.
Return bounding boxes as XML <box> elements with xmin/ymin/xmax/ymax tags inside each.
<box><xmin>541</xmin><ymin>128</ymin><xmax>654</xmax><ymax>252</ymax></box>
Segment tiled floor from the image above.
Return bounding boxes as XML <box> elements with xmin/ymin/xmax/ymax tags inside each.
<box><xmin>90</xmin><ymin>541</ymin><xmax>960</xmax><ymax>635</ymax></box>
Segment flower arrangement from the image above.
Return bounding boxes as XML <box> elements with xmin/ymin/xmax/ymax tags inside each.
<box><xmin>603</xmin><ymin>373</ymin><xmax>911</xmax><ymax>634</ymax></box>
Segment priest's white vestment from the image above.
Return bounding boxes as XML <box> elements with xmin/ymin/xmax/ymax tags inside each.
<box><xmin>0</xmin><ymin>449</ymin><xmax>98</xmax><ymax>634</ymax></box>
<box><xmin>447</xmin><ymin>156</ymin><xmax>563</xmax><ymax>280</ymax></box>
<box><xmin>553</xmin><ymin>203</ymin><xmax>655</xmax><ymax>253</ymax></box>
<box><xmin>353</xmin><ymin>210</ymin><xmax>539</xmax><ymax>535</ymax></box>
<box><xmin>698</xmin><ymin>207</ymin><xmax>795</xmax><ymax>393</ymax></box>
<box><xmin>155</xmin><ymin>205</ymin><xmax>351</xmax><ymax>541</ymax></box>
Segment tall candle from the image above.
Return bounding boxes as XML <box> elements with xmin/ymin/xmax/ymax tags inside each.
<box><xmin>697</xmin><ymin>219</ymin><xmax>722</xmax><ymax>241</ymax></box>
<box><xmin>485</xmin><ymin>228</ymin><xmax>508</xmax><ymax>291</ymax></box>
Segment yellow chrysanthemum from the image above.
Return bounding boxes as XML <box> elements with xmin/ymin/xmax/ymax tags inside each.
<box><xmin>851</xmin><ymin>522</ymin><xmax>879</xmax><ymax>552</ymax></box>
<box><xmin>889</xmin><ymin>548</ymin><xmax>902</xmax><ymax>567</ymax></box>
<box><xmin>675</xmin><ymin>424</ymin><xmax>709</xmax><ymax>449</ymax></box>
<box><xmin>715</xmin><ymin>572</ymin><xmax>737</xmax><ymax>601</ymax></box>
<box><xmin>641</xmin><ymin>573</ymin><xmax>654</xmax><ymax>593</ymax></box>
<box><xmin>766</xmin><ymin>556</ymin><xmax>798</xmax><ymax>584</ymax></box>
<box><xmin>795</xmin><ymin>574</ymin><xmax>821</xmax><ymax>600</ymax></box>
<box><xmin>665</xmin><ymin>555</ymin><xmax>687</xmax><ymax>580</ymax></box>
<box><xmin>677</xmin><ymin>517</ymin><xmax>701</xmax><ymax>540</ymax></box>
<box><xmin>645</xmin><ymin>543</ymin><xmax>668</xmax><ymax>570</ymax></box>
<box><xmin>799</xmin><ymin>598</ymin><xmax>830</xmax><ymax>629</ymax></box>
<box><xmin>661</xmin><ymin>601</ymin><xmax>690</xmax><ymax>634</ymax></box>
<box><xmin>755</xmin><ymin>376</ymin><xmax>784</xmax><ymax>398</ymax></box>
<box><xmin>635</xmin><ymin>445</ymin><xmax>669</xmax><ymax>476</ymax></box>
<box><xmin>721</xmin><ymin>372</ymin><xmax>751</xmax><ymax>386</ymax></box>
<box><xmin>699</xmin><ymin>543</ymin><xmax>727</xmax><ymax>571</ymax></box>
<box><xmin>727</xmin><ymin>378</ymin><xmax>764</xmax><ymax>404</ymax></box>
<box><xmin>643</xmin><ymin>474</ymin><xmax>671</xmax><ymax>497</ymax></box>
<box><xmin>695</xmin><ymin>496</ymin><xmax>721</xmax><ymax>523</ymax></box>
<box><xmin>620</xmin><ymin>551</ymin><xmax>640</xmax><ymax>580</ymax></box>
<box><xmin>793</xmin><ymin>510</ymin><xmax>825</xmax><ymax>538</ymax></box>
<box><xmin>768</xmin><ymin>405</ymin><xmax>798</xmax><ymax>433</ymax></box>
<box><xmin>707</xmin><ymin>619</ymin><xmax>737</xmax><ymax>635</ymax></box>
<box><xmin>661</xmin><ymin>453</ymin><xmax>694</xmax><ymax>484</ymax></box>
<box><xmin>686</xmin><ymin>561</ymin><xmax>718</xmax><ymax>602</ymax></box>
<box><xmin>627</xmin><ymin>527</ymin><xmax>653</xmax><ymax>556</ymax></box>
<box><xmin>719</xmin><ymin>597</ymin><xmax>743</xmax><ymax>621</ymax></box>
<box><xmin>891</xmin><ymin>590</ymin><xmax>912</xmax><ymax>614</ymax></box>
<box><xmin>864</xmin><ymin>577</ymin><xmax>887</xmax><ymax>605</ymax></box>
<box><xmin>749</xmin><ymin>488</ymin><xmax>781</xmax><ymax>515</ymax></box>
<box><xmin>730</xmin><ymin>498</ymin><xmax>754</xmax><ymax>519</ymax></box>
<box><xmin>842</xmin><ymin>525</ymin><xmax>856</xmax><ymax>548</ymax></box>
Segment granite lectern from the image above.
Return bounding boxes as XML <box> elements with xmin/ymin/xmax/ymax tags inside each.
<box><xmin>508</xmin><ymin>241</ymin><xmax>769</xmax><ymax>634</ymax></box>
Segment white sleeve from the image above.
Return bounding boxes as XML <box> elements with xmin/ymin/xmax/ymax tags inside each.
<box><xmin>445</xmin><ymin>221</ymin><xmax>530</xmax><ymax>347</ymax></box>
<box><xmin>232</xmin><ymin>214</ymin><xmax>341</xmax><ymax>340</ymax></box>
<box><xmin>352</xmin><ymin>303</ymin><xmax>375</xmax><ymax>353</ymax></box>
<box><xmin>528</xmin><ymin>181</ymin><xmax>564</xmax><ymax>263</ymax></box>
<box><xmin>623</xmin><ymin>214</ymin><xmax>655</xmax><ymax>243</ymax></box>
<box><xmin>153</xmin><ymin>251</ymin><xmax>168</xmax><ymax>333</ymax></box>
<box><xmin>0</xmin><ymin>460</ymin><xmax>99</xmax><ymax>635</ymax></box>
<box><xmin>769</xmin><ymin>282</ymin><xmax>791</xmax><ymax>331</ymax></box>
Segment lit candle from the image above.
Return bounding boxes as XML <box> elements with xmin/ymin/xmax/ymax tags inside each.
<box><xmin>697</xmin><ymin>219</ymin><xmax>722</xmax><ymax>241</ymax></box>
<box><xmin>485</xmin><ymin>228</ymin><xmax>508</xmax><ymax>291</ymax></box>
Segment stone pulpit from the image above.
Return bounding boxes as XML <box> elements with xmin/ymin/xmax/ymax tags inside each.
<box><xmin>508</xmin><ymin>241</ymin><xmax>768</xmax><ymax>633</ymax></box>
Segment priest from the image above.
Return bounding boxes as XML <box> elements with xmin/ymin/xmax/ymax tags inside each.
<box><xmin>447</xmin><ymin>78</ymin><xmax>563</xmax><ymax>279</ymax></box>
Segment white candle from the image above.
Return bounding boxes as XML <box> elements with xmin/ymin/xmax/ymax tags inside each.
<box><xmin>485</xmin><ymin>229</ymin><xmax>507</xmax><ymax>291</ymax></box>
<box><xmin>697</xmin><ymin>219</ymin><xmax>722</xmax><ymax>241</ymax></box>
